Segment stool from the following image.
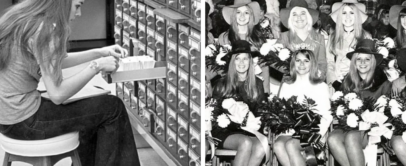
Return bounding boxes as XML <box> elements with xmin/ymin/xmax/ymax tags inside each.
<box><xmin>0</xmin><ymin>132</ymin><xmax>81</xmax><ymax>166</ymax></box>
<box><xmin>212</xmin><ymin>149</ymin><xmax>237</xmax><ymax>166</ymax></box>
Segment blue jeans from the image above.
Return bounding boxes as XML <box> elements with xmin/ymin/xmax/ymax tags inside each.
<box><xmin>0</xmin><ymin>95</ymin><xmax>140</xmax><ymax>166</ymax></box>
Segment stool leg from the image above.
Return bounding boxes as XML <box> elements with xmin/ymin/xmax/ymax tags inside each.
<box><xmin>2</xmin><ymin>152</ymin><xmax>10</xmax><ymax>166</ymax></box>
<box><xmin>71</xmin><ymin>149</ymin><xmax>81</xmax><ymax>166</ymax></box>
<box><xmin>33</xmin><ymin>157</ymin><xmax>51</xmax><ymax>166</ymax></box>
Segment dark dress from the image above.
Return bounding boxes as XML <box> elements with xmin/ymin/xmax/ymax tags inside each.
<box><xmin>211</xmin><ymin>77</ymin><xmax>266</xmax><ymax>148</ymax></box>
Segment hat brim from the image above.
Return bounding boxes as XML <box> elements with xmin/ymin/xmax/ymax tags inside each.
<box><xmin>390</xmin><ymin>5</ymin><xmax>406</xmax><ymax>29</ymax></box>
<box><xmin>346</xmin><ymin>50</ymin><xmax>384</xmax><ymax>65</ymax></box>
<box><xmin>222</xmin><ymin>2</ymin><xmax>261</xmax><ymax>25</ymax></box>
<box><xmin>330</xmin><ymin>2</ymin><xmax>367</xmax><ymax>23</ymax></box>
<box><xmin>280</xmin><ymin>7</ymin><xmax>319</xmax><ymax>29</ymax></box>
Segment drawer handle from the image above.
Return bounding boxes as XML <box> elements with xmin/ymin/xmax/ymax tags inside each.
<box><xmin>156</xmin><ymin>20</ymin><xmax>164</xmax><ymax>31</ymax></box>
<box><xmin>168</xmin><ymin>137</ymin><xmax>175</xmax><ymax>147</ymax></box>
<box><xmin>146</xmin><ymin>15</ymin><xmax>154</xmax><ymax>25</ymax></box>
<box><xmin>156</xmin><ymin>106</ymin><xmax>163</xmax><ymax>116</ymax></box>
<box><xmin>179</xmin><ymin>55</ymin><xmax>187</xmax><ymax>67</ymax></box>
<box><xmin>167</xmin><ymin>71</ymin><xmax>176</xmax><ymax>81</ymax></box>
<box><xmin>191</xmin><ymin>64</ymin><xmax>198</xmax><ymax>76</ymax></box>
<box><xmin>191</xmin><ymin>111</ymin><xmax>199</xmax><ymax>123</ymax></box>
<box><xmin>178</xmin><ymin>149</ymin><xmax>186</xmax><ymax>159</ymax></box>
<box><xmin>178</xmin><ymin>101</ymin><xmax>187</xmax><ymax>112</ymax></box>
<box><xmin>191</xmin><ymin>137</ymin><xmax>199</xmax><ymax>148</ymax></box>
<box><xmin>179</xmin><ymin>79</ymin><xmax>187</xmax><ymax>90</ymax></box>
<box><xmin>178</xmin><ymin>126</ymin><xmax>187</xmax><ymax>137</ymax></box>
<box><xmin>168</xmin><ymin>116</ymin><xmax>175</xmax><ymax>127</ymax></box>
<box><xmin>137</xmin><ymin>11</ymin><xmax>144</xmax><ymax>20</ymax></box>
<box><xmin>189</xmin><ymin>161</ymin><xmax>197</xmax><ymax>166</ymax></box>
<box><xmin>156</xmin><ymin>126</ymin><xmax>163</xmax><ymax>136</ymax></box>
<box><xmin>191</xmin><ymin>88</ymin><xmax>199</xmax><ymax>99</ymax></box>
<box><xmin>155</xmin><ymin>41</ymin><xmax>163</xmax><ymax>52</ymax></box>
<box><xmin>167</xmin><ymin>92</ymin><xmax>175</xmax><ymax>103</ymax></box>
<box><xmin>168</xmin><ymin>0</ymin><xmax>175</xmax><ymax>5</ymax></box>
<box><xmin>179</xmin><ymin>32</ymin><xmax>187</xmax><ymax>44</ymax></box>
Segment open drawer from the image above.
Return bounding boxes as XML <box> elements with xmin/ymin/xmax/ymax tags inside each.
<box><xmin>102</xmin><ymin>61</ymin><xmax>167</xmax><ymax>83</ymax></box>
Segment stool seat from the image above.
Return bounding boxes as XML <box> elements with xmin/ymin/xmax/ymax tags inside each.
<box><xmin>0</xmin><ymin>132</ymin><xmax>79</xmax><ymax>157</ymax></box>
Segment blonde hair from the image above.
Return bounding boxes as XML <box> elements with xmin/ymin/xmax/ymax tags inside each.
<box><xmin>0</xmin><ymin>0</ymin><xmax>72</xmax><ymax>86</ymax></box>
<box><xmin>329</xmin><ymin>4</ymin><xmax>367</xmax><ymax>56</ymax></box>
<box><xmin>342</xmin><ymin>53</ymin><xmax>377</xmax><ymax>93</ymax></box>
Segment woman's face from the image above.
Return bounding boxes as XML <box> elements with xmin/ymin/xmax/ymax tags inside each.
<box><xmin>341</xmin><ymin>6</ymin><xmax>355</xmax><ymax>27</ymax></box>
<box><xmin>70</xmin><ymin>0</ymin><xmax>84</xmax><ymax>22</ymax></box>
<box><xmin>291</xmin><ymin>7</ymin><xmax>308</xmax><ymax>29</ymax></box>
<box><xmin>381</xmin><ymin>13</ymin><xmax>389</xmax><ymax>25</ymax></box>
<box><xmin>234</xmin><ymin>53</ymin><xmax>250</xmax><ymax>74</ymax></box>
<box><xmin>235</xmin><ymin>6</ymin><xmax>251</xmax><ymax>26</ymax></box>
<box><xmin>355</xmin><ymin>53</ymin><xmax>374</xmax><ymax>75</ymax></box>
<box><xmin>294</xmin><ymin>53</ymin><xmax>311</xmax><ymax>75</ymax></box>
<box><xmin>401</xmin><ymin>16</ymin><xmax>406</xmax><ymax>29</ymax></box>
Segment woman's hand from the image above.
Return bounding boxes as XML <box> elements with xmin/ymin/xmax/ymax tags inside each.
<box><xmin>98</xmin><ymin>44</ymin><xmax>128</xmax><ymax>58</ymax></box>
<box><xmin>392</xmin><ymin>75</ymin><xmax>406</xmax><ymax>97</ymax></box>
<box><xmin>95</xmin><ymin>56</ymin><xmax>119</xmax><ymax>72</ymax></box>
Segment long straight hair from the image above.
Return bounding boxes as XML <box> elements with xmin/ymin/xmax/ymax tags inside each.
<box><xmin>228</xmin><ymin>6</ymin><xmax>264</xmax><ymax>49</ymax></box>
<box><xmin>396</xmin><ymin>8</ymin><xmax>406</xmax><ymax>48</ymax></box>
<box><xmin>288</xmin><ymin>49</ymin><xmax>323</xmax><ymax>84</ymax></box>
<box><xmin>342</xmin><ymin>53</ymin><xmax>377</xmax><ymax>93</ymax></box>
<box><xmin>222</xmin><ymin>53</ymin><xmax>259</xmax><ymax>100</ymax></box>
<box><xmin>329</xmin><ymin>4</ymin><xmax>368</xmax><ymax>56</ymax></box>
<box><xmin>0</xmin><ymin>0</ymin><xmax>72</xmax><ymax>86</ymax></box>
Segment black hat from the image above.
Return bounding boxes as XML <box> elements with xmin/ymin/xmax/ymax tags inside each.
<box><xmin>346</xmin><ymin>39</ymin><xmax>384</xmax><ymax>65</ymax></box>
<box><xmin>220</xmin><ymin>40</ymin><xmax>260</xmax><ymax>72</ymax></box>
<box><xmin>396</xmin><ymin>48</ymin><xmax>406</xmax><ymax>73</ymax></box>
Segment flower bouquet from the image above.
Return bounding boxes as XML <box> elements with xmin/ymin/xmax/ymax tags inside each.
<box><xmin>260</xmin><ymin>94</ymin><xmax>329</xmax><ymax>165</ymax></box>
<box><xmin>258</xmin><ymin>39</ymin><xmax>292</xmax><ymax>73</ymax></box>
<box><xmin>384</xmin><ymin>97</ymin><xmax>406</xmax><ymax>142</ymax></box>
<box><xmin>205</xmin><ymin>44</ymin><xmax>232</xmax><ymax>73</ymax></box>
<box><xmin>374</xmin><ymin>37</ymin><xmax>396</xmax><ymax>59</ymax></box>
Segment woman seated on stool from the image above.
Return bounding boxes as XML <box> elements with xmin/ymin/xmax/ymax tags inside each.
<box><xmin>212</xmin><ymin>40</ymin><xmax>266</xmax><ymax>166</ymax></box>
<box><xmin>274</xmin><ymin>49</ymin><xmax>331</xmax><ymax>166</ymax></box>
<box><xmin>327</xmin><ymin>39</ymin><xmax>391</xmax><ymax>166</ymax></box>
<box><xmin>0</xmin><ymin>1</ymin><xmax>140</xmax><ymax>166</ymax></box>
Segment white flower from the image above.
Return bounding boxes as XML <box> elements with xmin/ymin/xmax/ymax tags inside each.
<box><xmin>296</xmin><ymin>95</ymin><xmax>306</xmax><ymax>104</ymax></box>
<box><xmin>331</xmin><ymin>91</ymin><xmax>344</xmax><ymax>101</ymax></box>
<box><xmin>205</xmin><ymin>44</ymin><xmax>216</xmax><ymax>57</ymax></box>
<box><xmin>391</xmin><ymin>106</ymin><xmax>403</xmax><ymax>117</ymax></box>
<box><xmin>389</xmin><ymin>99</ymin><xmax>402</xmax><ymax>108</ymax></box>
<box><xmin>383</xmin><ymin>37</ymin><xmax>395</xmax><ymax>49</ymax></box>
<box><xmin>215</xmin><ymin>52</ymin><xmax>227</xmax><ymax>65</ymax></box>
<box><xmin>217</xmin><ymin>114</ymin><xmax>231</xmax><ymax>128</ymax></box>
<box><xmin>222</xmin><ymin>98</ymin><xmax>236</xmax><ymax>109</ymax></box>
<box><xmin>378</xmin><ymin>47</ymin><xmax>389</xmax><ymax>58</ymax></box>
<box><xmin>273</xmin><ymin>44</ymin><xmax>284</xmax><ymax>52</ymax></box>
<box><xmin>245</xmin><ymin>113</ymin><xmax>261</xmax><ymax>131</ymax></box>
<box><xmin>222</xmin><ymin>44</ymin><xmax>232</xmax><ymax>51</ymax></box>
<box><xmin>402</xmin><ymin>112</ymin><xmax>406</xmax><ymax>124</ymax></box>
<box><xmin>344</xmin><ymin>93</ymin><xmax>357</xmax><ymax>101</ymax></box>
<box><xmin>347</xmin><ymin>113</ymin><xmax>359</xmax><ymax>128</ymax></box>
<box><xmin>253</xmin><ymin>57</ymin><xmax>259</xmax><ymax>64</ymax></box>
<box><xmin>361</xmin><ymin>110</ymin><xmax>377</xmax><ymax>124</ymax></box>
<box><xmin>375</xmin><ymin>95</ymin><xmax>388</xmax><ymax>108</ymax></box>
<box><xmin>336</xmin><ymin>105</ymin><xmax>345</xmax><ymax>117</ymax></box>
<box><xmin>260</xmin><ymin>39</ymin><xmax>277</xmax><ymax>55</ymax></box>
<box><xmin>348</xmin><ymin>98</ymin><xmax>363</xmax><ymax>110</ymax></box>
<box><xmin>205</xmin><ymin>106</ymin><xmax>214</xmax><ymax>120</ymax></box>
<box><xmin>254</xmin><ymin>64</ymin><xmax>262</xmax><ymax>75</ymax></box>
<box><xmin>278</xmin><ymin>48</ymin><xmax>291</xmax><ymax>61</ymax></box>
<box><xmin>260</xmin><ymin>19</ymin><xmax>270</xmax><ymax>28</ymax></box>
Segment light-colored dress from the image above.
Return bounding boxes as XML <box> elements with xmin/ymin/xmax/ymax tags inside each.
<box><xmin>278</xmin><ymin>81</ymin><xmax>332</xmax><ymax>139</ymax></box>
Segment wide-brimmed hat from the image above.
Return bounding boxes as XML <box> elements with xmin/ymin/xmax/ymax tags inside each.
<box><xmin>396</xmin><ymin>48</ymin><xmax>406</xmax><ymax>73</ymax></box>
<box><xmin>222</xmin><ymin>0</ymin><xmax>261</xmax><ymax>25</ymax></box>
<box><xmin>330</xmin><ymin>0</ymin><xmax>367</xmax><ymax>23</ymax></box>
<box><xmin>346</xmin><ymin>39</ymin><xmax>383</xmax><ymax>65</ymax></box>
<box><xmin>220</xmin><ymin>40</ymin><xmax>260</xmax><ymax>71</ymax></box>
<box><xmin>280</xmin><ymin>0</ymin><xmax>319</xmax><ymax>28</ymax></box>
<box><xmin>389</xmin><ymin>5</ymin><xmax>406</xmax><ymax>29</ymax></box>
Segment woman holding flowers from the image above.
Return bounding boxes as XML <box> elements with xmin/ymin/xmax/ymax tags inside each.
<box><xmin>328</xmin><ymin>39</ymin><xmax>391</xmax><ymax>166</ymax></box>
<box><xmin>211</xmin><ymin>40</ymin><xmax>266</xmax><ymax>166</ymax></box>
<box><xmin>326</xmin><ymin>0</ymin><xmax>371</xmax><ymax>94</ymax></box>
<box><xmin>274</xmin><ymin>49</ymin><xmax>332</xmax><ymax>166</ymax></box>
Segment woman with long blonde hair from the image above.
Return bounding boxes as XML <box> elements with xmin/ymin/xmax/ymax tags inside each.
<box><xmin>212</xmin><ymin>40</ymin><xmax>266</xmax><ymax>166</ymax></box>
<box><xmin>328</xmin><ymin>39</ymin><xmax>390</xmax><ymax>166</ymax></box>
<box><xmin>0</xmin><ymin>1</ymin><xmax>140</xmax><ymax>165</ymax></box>
<box><xmin>326</xmin><ymin>0</ymin><xmax>371</xmax><ymax>94</ymax></box>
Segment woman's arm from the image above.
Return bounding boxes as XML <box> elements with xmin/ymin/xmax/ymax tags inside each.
<box><xmin>42</xmin><ymin>56</ymin><xmax>119</xmax><ymax>105</ymax></box>
<box><xmin>326</xmin><ymin>37</ymin><xmax>338</xmax><ymax>84</ymax></box>
<box><xmin>317</xmin><ymin>34</ymin><xmax>327</xmax><ymax>80</ymax></box>
<box><xmin>63</xmin><ymin>45</ymin><xmax>127</xmax><ymax>69</ymax></box>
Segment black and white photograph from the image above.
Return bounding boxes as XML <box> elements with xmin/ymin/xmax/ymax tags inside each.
<box><xmin>0</xmin><ymin>0</ymin><xmax>202</xmax><ymax>166</ymax></box>
<box><xmin>205</xmin><ymin>0</ymin><xmax>406</xmax><ymax>166</ymax></box>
